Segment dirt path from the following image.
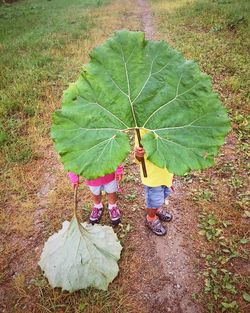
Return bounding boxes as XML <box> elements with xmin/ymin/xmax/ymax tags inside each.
<box><xmin>153</xmin><ymin>183</ymin><xmax>203</xmax><ymax>313</ymax></box>
<box><xmin>138</xmin><ymin>0</ymin><xmax>155</xmax><ymax>39</ymax></box>
<box><xmin>136</xmin><ymin>1</ymin><xmax>204</xmax><ymax>312</ymax></box>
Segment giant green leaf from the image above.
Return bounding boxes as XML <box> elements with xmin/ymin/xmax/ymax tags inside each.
<box><xmin>39</xmin><ymin>216</ymin><xmax>122</xmax><ymax>292</ymax></box>
<box><xmin>51</xmin><ymin>30</ymin><xmax>230</xmax><ymax>178</ymax></box>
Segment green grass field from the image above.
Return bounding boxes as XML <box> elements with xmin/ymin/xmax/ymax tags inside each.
<box><xmin>0</xmin><ymin>0</ymin><xmax>108</xmax><ymax>165</ymax></box>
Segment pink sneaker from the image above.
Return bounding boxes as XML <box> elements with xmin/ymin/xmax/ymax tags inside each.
<box><xmin>89</xmin><ymin>206</ymin><xmax>103</xmax><ymax>224</ymax></box>
<box><xmin>108</xmin><ymin>206</ymin><xmax>121</xmax><ymax>225</ymax></box>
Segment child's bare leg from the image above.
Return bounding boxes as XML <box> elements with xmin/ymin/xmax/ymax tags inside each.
<box><xmin>147</xmin><ymin>207</ymin><xmax>172</xmax><ymax>222</ymax></box>
<box><xmin>147</xmin><ymin>208</ymin><xmax>158</xmax><ymax>218</ymax></box>
<box><xmin>89</xmin><ymin>192</ymin><xmax>103</xmax><ymax>224</ymax></box>
<box><xmin>92</xmin><ymin>194</ymin><xmax>102</xmax><ymax>205</ymax></box>
<box><xmin>106</xmin><ymin>192</ymin><xmax>120</xmax><ymax>224</ymax></box>
<box><xmin>106</xmin><ymin>192</ymin><xmax>117</xmax><ymax>205</ymax></box>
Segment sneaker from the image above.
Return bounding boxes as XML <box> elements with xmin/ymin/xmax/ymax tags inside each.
<box><xmin>145</xmin><ymin>217</ymin><xmax>167</xmax><ymax>236</ymax></box>
<box><xmin>89</xmin><ymin>206</ymin><xmax>103</xmax><ymax>224</ymax></box>
<box><xmin>156</xmin><ymin>209</ymin><xmax>173</xmax><ymax>222</ymax></box>
<box><xmin>108</xmin><ymin>206</ymin><xmax>121</xmax><ymax>225</ymax></box>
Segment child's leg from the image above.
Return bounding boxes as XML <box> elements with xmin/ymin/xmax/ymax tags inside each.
<box><xmin>88</xmin><ymin>185</ymin><xmax>103</xmax><ymax>224</ymax></box>
<box><xmin>106</xmin><ymin>192</ymin><xmax>117</xmax><ymax>205</ymax></box>
<box><xmin>147</xmin><ymin>208</ymin><xmax>158</xmax><ymax>219</ymax></box>
<box><xmin>92</xmin><ymin>194</ymin><xmax>102</xmax><ymax>205</ymax></box>
<box><xmin>105</xmin><ymin>180</ymin><xmax>121</xmax><ymax>225</ymax></box>
<box><xmin>155</xmin><ymin>186</ymin><xmax>173</xmax><ymax>222</ymax></box>
<box><xmin>144</xmin><ymin>186</ymin><xmax>167</xmax><ymax>236</ymax></box>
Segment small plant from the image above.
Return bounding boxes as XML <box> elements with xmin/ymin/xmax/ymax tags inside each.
<box><xmin>235</xmin><ymin>192</ymin><xmax>250</xmax><ymax>210</ymax></box>
<box><xmin>228</xmin><ymin>176</ymin><xmax>243</xmax><ymax>190</ymax></box>
<box><xmin>125</xmin><ymin>193</ymin><xmax>137</xmax><ymax>201</ymax></box>
<box><xmin>221</xmin><ymin>299</ymin><xmax>239</xmax><ymax>312</ymax></box>
<box><xmin>210</xmin><ymin>24</ymin><xmax>223</xmax><ymax>32</ymax></box>
<box><xmin>233</xmin><ymin>113</ymin><xmax>249</xmax><ymax>142</ymax></box>
<box><xmin>217</xmin><ymin>161</ymin><xmax>235</xmax><ymax>176</ymax></box>
<box><xmin>198</xmin><ymin>211</ymin><xmax>222</xmax><ymax>241</ymax></box>
<box><xmin>117</xmin><ymin>222</ymin><xmax>133</xmax><ymax>239</ymax></box>
<box><xmin>227</xmin><ymin>15</ymin><xmax>245</xmax><ymax>30</ymax></box>
<box><xmin>0</xmin><ymin>130</ymin><xmax>7</xmax><ymax>144</ymax></box>
<box><xmin>193</xmin><ymin>189</ymin><xmax>214</xmax><ymax>202</ymax></box>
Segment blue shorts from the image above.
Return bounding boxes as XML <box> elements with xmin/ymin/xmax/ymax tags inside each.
<box><xmin>144</xmin><ymin>185</ymin><xmax>171</xmax><ymax>208</ymax></box>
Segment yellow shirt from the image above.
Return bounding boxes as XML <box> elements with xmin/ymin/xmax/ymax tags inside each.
<box><xmin>135</xmin><ymin>129</ymin><xmax>173</xmax><ymax>187</ymax></box>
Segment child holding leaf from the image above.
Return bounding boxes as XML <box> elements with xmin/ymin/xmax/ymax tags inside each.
<box><xmin>68</xmin><ymin>165</ymin><xmax>123</xmax><ymax>225</ymax></box>
<box><xmin>135</xmin><ymin>130</ymin><xmax>173</xmax><ymax>236</ymax></box>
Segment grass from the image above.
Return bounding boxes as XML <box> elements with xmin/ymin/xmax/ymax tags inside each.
<box><xmin>1</xmin><ymin>0</ymin><xmax>249</xmax><ymax>312</ymax></box>
<box><xmin>0</xmin><ymin>0</ymin><xmax>108</xmax><ymax>166</ymax></box>
<box><xmin>0</xmin><ymin>0</ymin><xmax>144</xmax><ymax>312</ymax></box>
<box><xmin>151</xmin><ymin>0</ymin><xmax>249</xmax><ymax>111</ymax></box>
<box><xmin>150</xmin><ymin>0</ymin><xmax>250</xmax><ymax>311</ymax></box>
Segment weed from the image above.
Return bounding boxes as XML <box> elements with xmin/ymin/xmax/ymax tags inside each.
<box><xmin>217</xmin><ymin>161</ymin><xmax>236</xmax><ymax>176</ymax></box>
<box><xmin>228</xmin><ymin>176</ymin><xmax>244</xmax><ymax>190</ymax></box>
<box><xmin>210</xmin><ymin>24</ymin><xmax>224</xmax><ymax>32</ymax></box>
<box><xmin>242</xmin><ymin>292</ymin><xmax>250</xmax><ymax>302</ymax></box>
<box><xmin>233</xmin><ymin>113</ymin><xmax>249</xmax><ymax>142</ymax></box>
<box><xmin>0</xmin><ymin>130</ymin><xmax>7</xmax><ymax>144</ymax></box>
<box><xmin>124</xmin><ymin>174</ymin><xmax>137</xmax><ymax>182</ymax></box>
<box><xmin>193</xmin><ymin>189</ymin><xmax>214</xmax><ymax>202</ymax></box>
<box><xmin>221</xmin><ymin>299</ymin><xmax>239</xmax><ymax>312</ymax></box>
<box><xmin>227</xmin><ymin>15</ymin><xmax>246</xmax><ymax>30</ymax></box>
<box><xmin>197</xmin><ymin>209</ymin><xmax>249</xmax><ymax>310</ymax></box>
<box><xmin>235</xmin><ymin>192</ymin><xmax>250</xmax><ymax>210</ymax></box>
<box><xmin>125</xmin><ymin>193</ymin><xmax>137</xmax><ymax>201</ymax></box>
<box><xmin>117</xmin><ymin>222</ymin><xmax>133</xmax><ymax>239</ymax></box>
<box><xmin>198</xmin><ymin>211</ymin><xmax>222</xmax><ymax>241</ymax></box>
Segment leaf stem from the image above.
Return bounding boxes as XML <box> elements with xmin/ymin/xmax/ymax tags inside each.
<box><xmin>73</xmin><ymin>185</ymin><xmax>79</xmax><ymax>220</ymax></box>
<box><xmin>136</xmin><ymin>128</ymin><xmax>147</xmax><ymax>177</ymax></box>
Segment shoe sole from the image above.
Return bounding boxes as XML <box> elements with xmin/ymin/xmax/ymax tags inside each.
<box><xmin>89</xmin><ymin>220</ymin><xmax>100</xmax><ymax>225</ymax></box>
<box><xmin>111</xmin><ymin>218</ymin><xmax>121</xmax><ymax>225</ymax></box>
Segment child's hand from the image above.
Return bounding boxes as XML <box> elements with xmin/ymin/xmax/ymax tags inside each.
<box><xmin>115</xmin><ymin>173</ymin><xmax>123</xmax><ymax>183</ymax></box>
<box><xmin>115</xmin><ymin>173</ymin><xmax>123</xmax><ymax>192</ymax></box>
<box><xmin>135</xmin><ymin>146</ymin><xmax>145</xmax><ymax>161</ymax></box>
<box><xmin>72</xmin><ymin>181</ymin><xmax>79</xmax><ymax>189</ymax></box>
<box><xmin>68</xmin><ymin>173</ymin><xmax>80</xmax><ymax>189</ymax></box>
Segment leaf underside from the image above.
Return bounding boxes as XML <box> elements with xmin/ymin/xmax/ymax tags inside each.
<box><xmin>51</xmin><ymin>30</ymin><xmax>230</xmax><ymax>178</ymax></box>
<box><xmin>39</xmin><ymin>217</ymin><xmax>122</xmax><ymax>292</ymax></box>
